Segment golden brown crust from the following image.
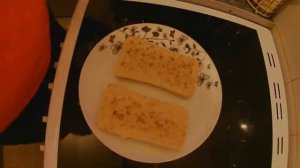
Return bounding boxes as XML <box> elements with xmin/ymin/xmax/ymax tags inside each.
<box><xmin>97</xmin><ymin>83</ymin><xmax>189</xmax><ymax>149</ymax></box>
<box><xmin>116</xmin><ymin>36</ymin><xmax>199</xmax><ymax>98</ymax></box>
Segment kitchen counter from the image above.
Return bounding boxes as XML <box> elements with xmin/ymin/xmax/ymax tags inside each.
<box><xmin>49</xmin><ymin>0</ymin><xmax>275</xmax><ymax>29</ymax></box>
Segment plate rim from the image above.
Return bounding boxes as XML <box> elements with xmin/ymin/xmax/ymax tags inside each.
<box><xmin>78</xmin><ymin>22</ymin><xmax>223</xmax><ymax>163</ymax></box>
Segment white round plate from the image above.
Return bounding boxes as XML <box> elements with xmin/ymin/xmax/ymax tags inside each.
<box><xmin>79</xmin><ymin>23</ymin><xmax>222</xmax><ymax>163</ymax></box>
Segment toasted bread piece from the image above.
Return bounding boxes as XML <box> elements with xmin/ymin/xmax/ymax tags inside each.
<box><xmin>97</xmin><ymin>83</ymin><xmax>189</xmax><ymax>149</ymax></box>
<box><xmin>116</xmin><ymin>36</ymin><xmax>199</xmax><ymax>98</ymax></box>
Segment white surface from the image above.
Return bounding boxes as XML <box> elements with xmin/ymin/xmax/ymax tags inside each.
<box><xmin>256</xmin><ymin>21</ymin><xmax>289</xmax><ymax>168</ymax></box>
<box><xmin>43</xmin><ymin>0</ymin><xmax>89</xmax><ymax>168</ymax></box>
<box><xmin>79</xmin><ymin>23</ymin><xmax>222</xmax><ymax>163</ymax></box>
<box><xmin>271</xmin><ymin>26</ymin><xmax>291</xmax><ymax>83</ymax></box>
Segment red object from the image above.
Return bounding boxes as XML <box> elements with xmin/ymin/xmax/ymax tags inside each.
<box><xmin>0</xmin><ymin>0</ymin><xmax>50</xmax><ymax>132</ymax></box>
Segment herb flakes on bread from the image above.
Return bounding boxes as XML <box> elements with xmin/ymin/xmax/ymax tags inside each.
<box><xmin>97</xmin><ymin>83</ymin><xmax>189</xmax><ymax>149</ymax></box>
<box><xmin>116</xmin><ymin>36</ymin><xmax>199</xmax><ymax>98</ymax></box>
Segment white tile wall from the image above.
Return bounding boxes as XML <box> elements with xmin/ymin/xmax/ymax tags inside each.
<box><xmin>296</xmin><ymin>134</ymin><xmax>300</xmax><ymax>168</ymax></box>
<box><xmin>288</xmin><ymin>135</ymin><xmax>297</xmax><ymax>168</ymax></box>
<box><xmin>293</xmin><ymin>79</ymin><xmax>300</xmax><ymax>135</ymax></box>
<box><xmin>274</xmin><ymin>1</ymin><xmax>300</xmax><ymax>167</ymax></box>
<box><xmin>285</xmin><ymin>83</ymin><xmax>297</xmax><ymax>134</ymax></box>
<box><xmin>274</xmin><ymin>1</ymin><xmax>300</xmax><ymax>80</ymax></box>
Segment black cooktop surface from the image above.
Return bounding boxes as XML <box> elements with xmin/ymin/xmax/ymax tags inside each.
<box><xmin>58</xmin><ymin>1</ymin><xmax>272</xmax><ymax>167</ymax></box>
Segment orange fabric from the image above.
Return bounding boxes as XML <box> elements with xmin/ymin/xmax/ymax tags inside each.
<box><xmin>0</xmin><ymin>0</ymin><xmax>50</xmax><ymax>132</ymax></box>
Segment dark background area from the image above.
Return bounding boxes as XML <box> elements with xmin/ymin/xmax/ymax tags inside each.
<box><xmin>58</xmin><ymin>1</ymin><xmax>272</xmax><ymax>168</ymax></box>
